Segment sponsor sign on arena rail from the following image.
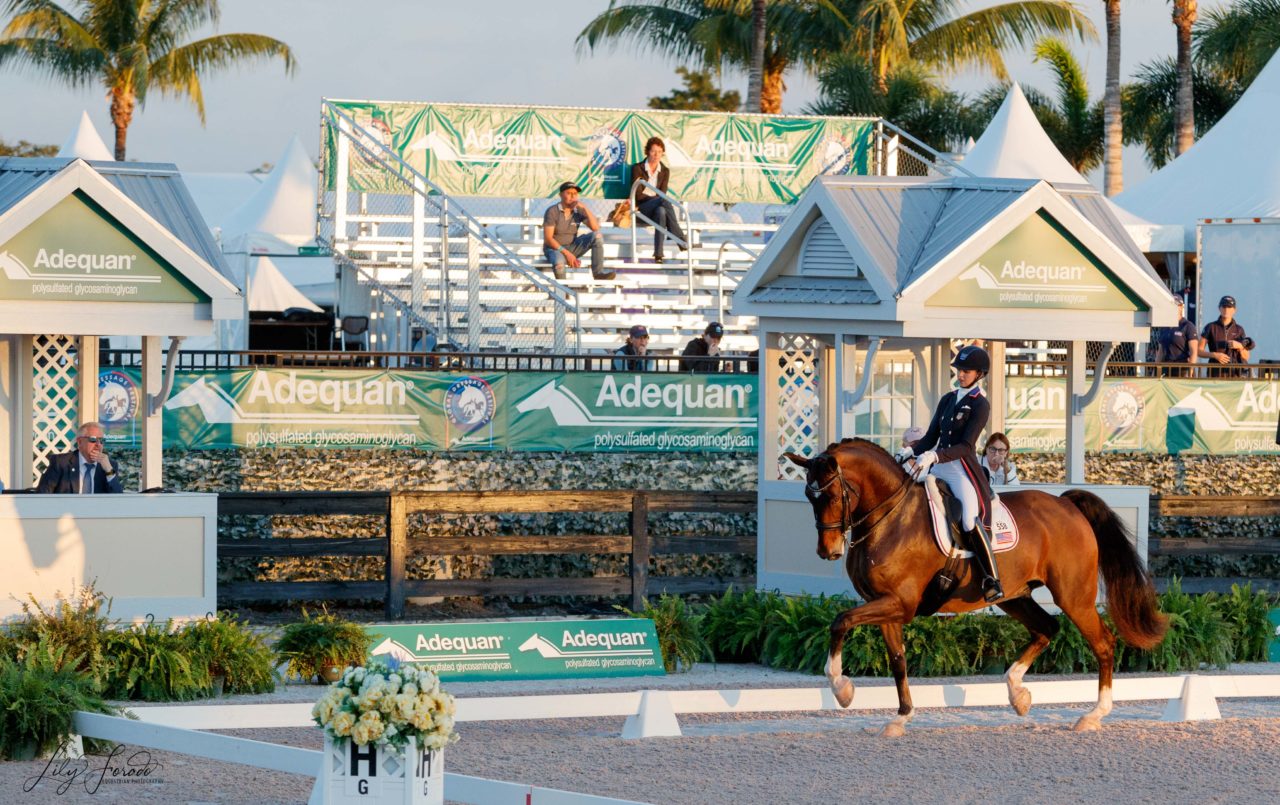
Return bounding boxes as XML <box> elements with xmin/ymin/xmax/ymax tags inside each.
<box><xmin>94</xmin><ymin>368</ymin><xmax>759</xmax><ymax>453</ymax></box>
<box><xmin>366</xmin><ymin>619</ymin><xmax>665</xmax><ymax>681</ymax></box>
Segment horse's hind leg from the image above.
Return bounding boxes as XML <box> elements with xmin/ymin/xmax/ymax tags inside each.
<box><xmin>997</xmin><ymin>597</ymin><xmax>1061</xmax><ymax>716</ymax></box>
<box><xmin>1057</xmin><ymin>590</ymin><xmax>1116</xmax><ymax>732</ymax></box>
<box><xmin>825</xmin><ymin>596</ymin><xmax>906</xmax><ymax>710</ymax></box>
<box><xmin>878</xmin><ymin>623</ymin><xmax>914</xmax><ymax>737</ymax></box>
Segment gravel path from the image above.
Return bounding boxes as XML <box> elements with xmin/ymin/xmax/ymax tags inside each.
<box><xmin>4</xmin><ymin>663</ymin><xmax>1279</xmax><ymax>804</ymax></box>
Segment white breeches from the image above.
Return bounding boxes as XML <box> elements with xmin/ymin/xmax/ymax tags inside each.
<box><xmin>931</xmin><ymin>460</ymin><xmax>979</xmax><ymax>530</ymax></box>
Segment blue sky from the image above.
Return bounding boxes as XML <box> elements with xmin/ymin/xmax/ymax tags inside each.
<box><xmin>0</xmin><ymin>0</ymin><xmax>1229</xmax><ymax>189</ymax></box>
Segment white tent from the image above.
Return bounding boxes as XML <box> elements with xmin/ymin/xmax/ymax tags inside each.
<box><xmin>220</xmin><ymin>136</ymin><xmax>318</xmax><ymax>252</ymax></box>
<box><xmin>184</xmin><ymin>173</ymin><xmax>264</xmax><ymax>233</ymax></box>
<box><xmin>248</xmin><ymin>257</ymin><xmax>322</xmax><ymax>312</ymax></box>
<box><xmin>1114</xmin><ymin>50</ymin><xmax>1280</xmax><ymax>251</ymax></box>
<box><xmin>56</xmin><ymin>112</ymin><xmax>112</xmax><ymax>161</ymax></box>
<box><xmin>965</xmin><ymin>84</ymin><xmax>1183</xmax><ymax>252</ymax></box>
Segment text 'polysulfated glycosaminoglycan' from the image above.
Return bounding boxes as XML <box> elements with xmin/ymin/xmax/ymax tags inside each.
<box><xmin>595</xmin><ymin>375</ymin><xmax>752</xmax><ymax>416</ymax></box>
<box><xmin>245</xmin><ymin>371</ymin><xmax>410</xmax><ymax>412</ymax></box>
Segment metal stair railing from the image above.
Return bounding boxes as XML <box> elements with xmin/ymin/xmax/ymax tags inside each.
<box><xmin>320</xmin><ymin>101</ymin><xmax>581</xmax><ymax>352</ymax></box>
<box><xmin>628</xmin><ymin>178</ymin><xmax>694</xmax><ymax>275</ymax></box>
<box><xmin>873</xmin><ymin>119</ymin><xmax>974</xmax><ymax>179</ymax></box>
<box><xmin>324</xmin><ymin>240</ymin><xmax>445</xmax><ymax>361</ymax></box>
<box><xmin>714</xmin><ymin>240</ymin><xmax>762</xmax><ymax>321</ymax></box>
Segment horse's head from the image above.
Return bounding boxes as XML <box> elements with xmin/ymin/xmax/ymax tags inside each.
<box><xmin>784</xmin><ymin>449</ymin><xmax>857</xmax><ymax>561</ymax></box>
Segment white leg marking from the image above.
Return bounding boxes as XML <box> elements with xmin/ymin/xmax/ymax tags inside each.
<box><xmin>1005</xmin><ymin>660</ymin><xmax>1032</xmax><ymax>716</ymax></box>
<box><xmin>826</xmin><ymin>650</ymin><xmax>854</xmax><ymax>708</ymax></box>
<box><xmin>1073</xmin><ymin>685</ymin><xmax>1112</xmax><ymax>732</ymax></box>
<box><xmin>880</xmin><ymin>709</ymin><xmax>915</xmax><ymax>738</ymax></box>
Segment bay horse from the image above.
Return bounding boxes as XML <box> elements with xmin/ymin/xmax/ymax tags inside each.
<box><xmin>784</xmin><ymin>439</ymin><xmax>1167</xmax><ymax>736</ymax></box>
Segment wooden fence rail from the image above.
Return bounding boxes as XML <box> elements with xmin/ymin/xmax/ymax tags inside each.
<box><xmin>215</xmin><ymin>492</ymin><xmax>1280</xmax><ymax>614</ymax></box>
<box><xmin>216</xmin><ymin>490</ymin><xmax>756</xmax><ymax>618</ymax></box>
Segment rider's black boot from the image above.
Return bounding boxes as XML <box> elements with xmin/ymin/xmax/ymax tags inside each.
<box><xmin>964</xmin><ymin>522</ymin><xmax>1004</xmax><ymax>603</ymax></box>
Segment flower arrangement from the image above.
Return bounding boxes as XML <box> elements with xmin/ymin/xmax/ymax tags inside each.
<box><xmin>311</xmin><ymin>658</ymin><xmax>458</xmax><ymax>751</ymax></box>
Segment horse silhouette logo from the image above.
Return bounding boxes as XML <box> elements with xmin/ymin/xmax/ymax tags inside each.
<box><xmin>370</xmin><ymin>637</ymin><xmax>418</xmax><ymax>662</ymax></box>
<box><xmin>518</xmin><ymin>633</ymin><xmax>565</xmax><ymax>659</ymax></box>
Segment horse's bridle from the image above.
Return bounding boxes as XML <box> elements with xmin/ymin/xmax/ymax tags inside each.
<box><xmin>805</xmin><ymin>459</ymin><xmax>914</xmax><ymax>553</ymax></box>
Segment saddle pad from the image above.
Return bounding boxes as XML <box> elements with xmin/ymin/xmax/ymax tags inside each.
<box><xmin>924</xmin><ymin>476</ymin><xmax>1020</xmax><ymax>557</ymax></box>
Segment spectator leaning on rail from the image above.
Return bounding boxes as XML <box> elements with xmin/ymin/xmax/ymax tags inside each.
<box><xmin>613</xmin><ymin>324</ymin><xmax>655</xmax><ymax>372</ymax></box>
<box><xmin>980</xmin><ymin>431</ymin><xmax>1020</xmax><ymax>486</ymax></box>
<box><xmin>680</xmin><ymin>322</ymin><xmax>725</xmax><ymax>373</ymax></box>
<box><xmin>543</xmin><ymin>181</ymin><xmax>613</xmax><ymax>281</ymax></box>
<box><xmin>1153</xmin><ymin>296</ymin><xmax>1199</xmax><ymax>377</ymax></box>
<box><xmin>36</xmin><ymin>422</ymin><xmax>123</xmax><ymax>494</ymax></box>
<box><xmin>630</xmin><ymin>136</ymin><xmax>688</xmax><ymax>264</ymax></box>
<box><xmin>1200</xmin><ymin>295</ymin><xmax>1254</xmax><ymax>377</ymax></box>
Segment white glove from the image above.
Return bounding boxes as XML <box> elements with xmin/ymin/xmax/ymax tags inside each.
<box><xmin>894</xmin><ymin>446</ymin><xmax>915</xmax><ymax>464</ymax></box>
<box><xmin>911</xmin><ymin>450</ymin><xmax>938</xmax><ymax>481</ymax></box>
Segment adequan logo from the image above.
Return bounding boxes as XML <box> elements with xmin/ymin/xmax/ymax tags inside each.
<box><xmin>163</xmin><ymin>373</ymin><xmax>420</xmax><ymax>425</ymax></box>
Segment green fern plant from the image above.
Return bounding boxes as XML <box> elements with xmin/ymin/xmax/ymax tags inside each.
<box><xmin>0</xmin><ymin>642</ymin><xmax>119</xmax><ymax>760</ymax></box>
<box><xmin>1220</xmin><ymin>582</ymin><xmax>1274</xmax><ymax>662</ymax></box>
<box><xmin>273</xmin><ymin>608</ymin><xmax>372</xmax><ymax>683</ymax></box>
<box><xmin>701</xmin><ymin>587</ymin><xmax>783</xmax><ymax>663</ymax></box>
<box><xmin>182</xmin><ymin>614</ymin><xmax>277</xmax><ymax>695</ymax></box>
<box><xmin>618</xmin><ymin>594</ymin><xmax>710</xmax><ymax>673</ymax></box>
<box><xmin>6</xmin><ymin>583</ymin><xmax>114</xmax><ymax>689</ymax></box>
<box><xmin>104</xmin><ymin>620</ymin><xmax>210</xmax><ymax>701</ymax></box>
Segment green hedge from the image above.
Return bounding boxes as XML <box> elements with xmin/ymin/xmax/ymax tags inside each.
<box><xmin>696</xmin><ymin>581</ymin><xmax>1275</xmax><ymax>676</ymax></box>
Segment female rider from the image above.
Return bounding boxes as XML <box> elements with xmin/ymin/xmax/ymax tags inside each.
<box><xmin>896</xmin><ymin>345</ymin><xmax>1002</xmax><ymax>602</ymax></box>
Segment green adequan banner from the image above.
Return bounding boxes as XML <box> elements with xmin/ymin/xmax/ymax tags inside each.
<box><xmin>1004</xmin><ymin>376</ymin><xmax>1280</xmax><ymax>454</ymax></box>
<box><xmin>365</xmin><ymin>619</ymin><xmax>664</xmax><ymax>681</ymax></box>
<box><xmin>96</xmin><ymin>368</ymin><xmax>758</xmax><ymax>453</ymax></box>
<box><xmin>322</xmin><ymin>100</ymin><xmax>874</xmax><ymax>204</ymax></box>
<box><xmin>0</xmin><ymin>192</ymin><xmax>206</xmax><ymax>304</ymax></box>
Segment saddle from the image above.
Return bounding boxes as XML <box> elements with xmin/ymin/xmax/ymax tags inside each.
<box><xmin>914</xmin><ymin>476</ymin><xmax>1020</xmax><ymax>616</ymax></box>
<box><xmin>923</xmin><ymin>475</ymin><xmax>1019</xmax><ymax>558</ymax></box>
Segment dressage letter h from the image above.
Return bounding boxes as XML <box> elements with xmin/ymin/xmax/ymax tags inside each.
<box><xmin>350</xmin><ymin>742</ymin><xmax>377</xmax><ymax>777</ymax></box>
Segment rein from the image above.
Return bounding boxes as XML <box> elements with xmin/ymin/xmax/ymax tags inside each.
<box><xmin>808</xmin><ymin>461</ymin><xmax>914</xmax><ymax>553</ymax></box>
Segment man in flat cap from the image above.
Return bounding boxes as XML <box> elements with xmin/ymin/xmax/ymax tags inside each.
<box><xmin>1201</xmin><ymin>295</ymin><xmax>1255</xmax><ymax>377</ymax></box>
<box><xmin>543</xmin><ymin>181</ymin><xmax>613</xmax><ymax>281</ymax></box>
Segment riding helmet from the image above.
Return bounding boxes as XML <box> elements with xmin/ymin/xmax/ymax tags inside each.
<box><xmin>951</xmin><ymin>345</ymin><xmax>990</xmax><ymax>373</ymax></box>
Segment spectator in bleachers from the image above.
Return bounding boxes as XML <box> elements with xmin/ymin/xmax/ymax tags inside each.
<box><xmin>680</xmin><ymin>322</ymin><xmax>724</xmax><ymax>373</ymax></box>
<box><xmin>612</xmin><ymin>325</ymin><xmax>655</xmax><ymax>372</ymax></box>
<box><xmin>630</xmin><ymin>137</ymin><xmax>687</xmax><ymax>264</ymax></box>
<box><xmin>543</xmin><ymin>181</ymin><xmax>613</xmax><ymax>281</ymax></box>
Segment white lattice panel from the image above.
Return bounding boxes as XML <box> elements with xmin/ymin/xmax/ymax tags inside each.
<box><xmin>776</xmin><ymin>333</ymin><xmax>821</xmax><ymax>481</ymax></box>
<box><xmin>32</xmin><ymin>335</ymin><xmax>80</xmax><ymax>482</ymax></box>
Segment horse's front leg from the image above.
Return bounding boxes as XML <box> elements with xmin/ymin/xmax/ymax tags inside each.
<box><xmin>826</xmin><ymin>596</ymin><xmax>907</xmax><ymax>709</ymax></box>
<box><xmin>878</xmin><ymin>623</ymin><xmax>914</xmax><ymax>737</ymax></box>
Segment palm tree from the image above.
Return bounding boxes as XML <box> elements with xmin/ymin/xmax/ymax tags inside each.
<box><xmin>1102</xmin><ymin>0</ymin><xmax>1122</xmax><ymax>195</ymax></box>
<box><xmin>807</xmin><ymin>54</ymin><xmax>971</xmax><ymax>152</ymax></box>
<box><xmin>0</xmin><ymin>0</ymin><xmax>295</xmax><ymax>160</ymax></box>
<box><xmin>1122</xmin><ymin>58</ymin><xmax>1242</xmax><ymax>168</ymax></box>
<box><xmin>1195</xmin><ymin>0</ymin><xmax>1280</xmax><ymax>87</ymax></box>
<box><xmin>1172</xmin><ymin>0</ymin><xmax>1198</xmax><ymax>155</ymax></box>
<box><xmin>747</xmin><ymin>0</ymin><xmax>765</xmax><ymax>111</ymax></box>
<box><xmin>966</xmin><ymin>39</ymin><xmax>1103</xmax><ymax>173</ymax></box>
<box><xmin>849</xmin><ymin>0</ymin><xmax>1095</xmax><ymax>92</ymax></box>
<box><xmin>578</xmin><ymin>0</ymin><xmax>1093</xmax><ymax>112</ymax></box>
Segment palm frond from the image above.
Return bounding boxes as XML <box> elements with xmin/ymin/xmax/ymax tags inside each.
<box><xmin>1194</xmin><ymin>0</ymin><xmax>1280</xmax><ymax>86</ymax></box>
<box><xmin>908</xmin><ymin>1</ymin><xmax>1096</xmax><ymax>79</ymax></box>
<box><xmin>0</xmin><ymin>36</ymin><xmax>102</xmax><ymax>85</ymax></box>
<box><xmin>1123</xmin><ymin>57</ymin><xmax>1243</xmax><ymax>168</ymax></box>
<box><xmin>574</xmin><ymin>2</ymin><xmax>713</xmax><ymax>65</ymax></box>
<box><xmin>3</xmin><ymin>0</ymin><xmax>98</xmax><ymax>49</ymax></box>
<box><xmin>147</xmin><ymin>33</ymin><xmax>295</xmax><ymax>123</ymax></box>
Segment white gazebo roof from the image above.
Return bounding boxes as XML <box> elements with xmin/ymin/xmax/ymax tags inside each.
<box><xmin>56</xmin><ymin>111</ymin><xmax>113</xmax><ymax>162</ymax></box>
<box><xmin>732</xmin><ymin>174</ymin><xmax>1179</xmax><ymax>341</ymax></box>
<box><xmin>1114</xmin><ymin>49</ymin><xmax>1280</xmax><ymax>250</ymax></box>
<box><xmin>965</xmin><ymin>84</ymin><xmax>1183</xmax><ymax>252</ymax></box>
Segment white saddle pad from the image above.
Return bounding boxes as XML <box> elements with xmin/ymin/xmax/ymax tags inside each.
<box><xmin>924</xmin><ymin>475</ymin><xmax>1020</xmax><ymax>557</ymax></box>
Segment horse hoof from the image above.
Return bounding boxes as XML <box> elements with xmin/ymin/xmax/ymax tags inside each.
<box><xmin>1011</xmin><ymin>687</ymin><xmax>1032</xmax><ymax>717</ymax></box>
<box><xmin>880</xmin><ymin>720</ymin><xmax>907</xmax><ymax>738</ymax></box>
<box><xmin>833</xmin><ymin>676</ymin><xmax>855</xmax><ymax>709</ymax></box>
<box><xmin>1072</xmin><ymin>715</ymin><xmax>1102</xmax><ymax>732</ymax></box>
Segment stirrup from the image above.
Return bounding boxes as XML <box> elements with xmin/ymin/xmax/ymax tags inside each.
<box><xmin>981</xmin><ymin>576</ymin><xmax>1004</xmax><ymax>603</ymax></box>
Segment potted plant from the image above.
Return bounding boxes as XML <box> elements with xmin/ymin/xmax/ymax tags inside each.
<box><xmin>312</xmin><ymin>658</ymin><xmax>457</xmax><ymax>804</ymax></box>
<box><xmin>0</xmin><ymin>646</ymin><xmax>119</xmax><ymax>761</ymax></box>
<box><xmin>274</xmin><ymin>609</ymin><xmax>372</xmax><ymax>684</ymax></box>
<box><xmin>182</xmin><ymin>614</ymin><xmax>277</xmax><ymax>696</ymax></box>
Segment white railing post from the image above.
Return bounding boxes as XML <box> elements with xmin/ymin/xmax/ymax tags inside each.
<box><xmin>334</xmin><ymin>118</ymin><xmax>351</xmax><ymax>251</ymax></box>
<box><xmin>886</xmin><ymin>132</ymin><xmax>900</xmax><ymax>177</ymax></box>
<box><xmin>554</xmin><ymin>303</ymin><xmax>566</xmax><ymax>353</ymax></box>
<box><xmin>439</xmin><ymin>196</ymin><xmax>451</xmax><ymax>348</ymax></box>
<box><xmin>412</xmin><ymin>177</ymin><xmax>425</xmax><ymax>320</ymax></box>
<box><xmin>467</xmin><ymin>232</ymin><xmax>481</xmax><ymax>352</ymax></box>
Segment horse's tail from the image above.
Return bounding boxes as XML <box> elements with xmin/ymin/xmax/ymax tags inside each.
<box><xmin>1061</xmin><ymin>489</ymin><xmax>1168</xmax><ymax>650</ymax></box>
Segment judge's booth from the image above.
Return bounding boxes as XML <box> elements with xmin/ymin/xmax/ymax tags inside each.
<box><xmin>0</xmin><ymin>158</ymin><xmax>242</xmax><ymax>622</ymax></box>
<box><xmin>733</xmin><ymin>175</ymin><xmax>1179</xmax><ymax>598</ymax></box>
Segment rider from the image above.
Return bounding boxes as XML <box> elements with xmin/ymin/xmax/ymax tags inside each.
<box><xmin>896</xmin><ymin>345</ymin><xmax>1002</xmax><ymax>603</ymax></box>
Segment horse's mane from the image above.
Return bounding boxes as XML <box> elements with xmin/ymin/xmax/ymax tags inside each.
<box><xmin>824</xmin><ymin>437</ymin><xmax>909</xmax><ymax>480</ymax></box>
